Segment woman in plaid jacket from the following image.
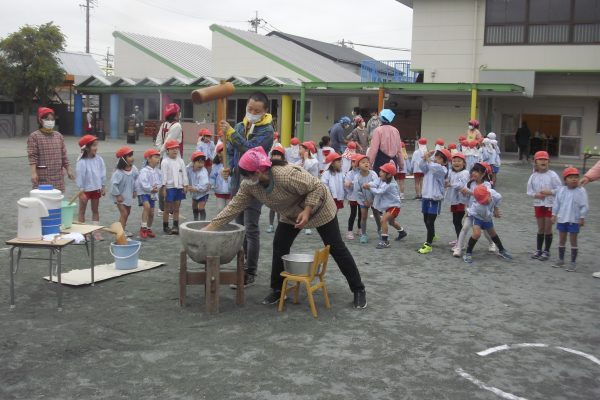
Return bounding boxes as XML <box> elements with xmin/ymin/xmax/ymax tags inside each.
<box><xmin>204</xmin><ymin>147</ymin><xmax>367</xmax><ymax>309</ymax></box>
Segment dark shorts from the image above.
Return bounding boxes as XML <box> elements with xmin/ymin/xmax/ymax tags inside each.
<box><xmin>421</xmin><ymin>199</ymin><xmax>441</xmax><ymax>215</ymax></box>
<box><xmin>492</xmin><ymin>165</ymin><xmax>500</xmax><ymax>174</ymax></box>
<box><xmin>193</xmin><ymin>194</ymin><xmax>209</xmax><ymax>203</ymax></box>
<box><xmin>334</xmin><ymin>199</ymin><xmax>344</xmax><ymax>209</ymax></box>
<box><xmin>138</xmin><ymin>194</ymin><xmax>155</xmax><ymax>208</ymax></box>
<box><xmin>473</xmin><ymin>217</ymin><xmax>494</xmax><ymax>230</ymax></box>
<box><xmin>535</xmin><ymin>206</ymin><xmax>552</xmax><ymax>218</ymax></box>
<box><xmin>386</xmin><ymin>207</ymin><xmax>401</xmax><ymax>218</ymax></box>
<box><xmin>395</xmin><ymin>173</ymin><xmax>406</xmax><ymax>180</ymax></box>
<box><xmin>165</xmin><ymin>188</ymin><xmax>186</xmax><ymax>202</ymax></box>
<box><xmin>557</xmin><ymin>222</ymin><xmax>580</xmax><ymax>234</ymax></box>
<box><xmin>413</xmin><ymin>172</ymin><xmax>424</xmax><ymax>178</ymax></box>
<box><xmin>450</xmin><ymin>204</ymin><xmax>465</xmax><ymax>213</ymax></box>
<box><xmin>84</xmin><ymin>190</ymin><xmax>102</xmax><ymax>200</ymax></box>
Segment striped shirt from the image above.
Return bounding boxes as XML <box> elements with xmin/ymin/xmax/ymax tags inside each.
<box><xmin>212</xmin><ymin>165</ymin><xmax>336</xmax><ymax>229</ymax></box>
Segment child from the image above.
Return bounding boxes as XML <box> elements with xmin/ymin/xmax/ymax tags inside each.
<box><xmin>196</xmin><ymin>128</ymin><xmax>215</xmax><ymax>171</ymax></box>
<box><xmin>344</xmin><ymin>153</ymin><xmax>363</xmax><ymax>240</ymax></box>
<box><xmin>318</xmin><ymin>136</ymin><xmax>335</xmax><ymax>173</ymax></box>
<box><xmin>321</xmin><ymin>152</ymin><xmax>345</xmax><ymax>210</ymax></box>
<box><xmin>187</xmin><ymin>151</ymin><xmax>211</xmax><ymax>221</ymax></box>
<box><xmin>455</xmin><ymin>162</ymin><xmax>497</xmax><ymax>257</ymax></box>
<box><xmin>298</xmin><ymin>141</ymin><xmax>319</xmax><ymax>177</ymax></box>
<box><xmin>396</xmin><ymin>141</ymin><xmax>411</xmax><ymax>200</ymax></box>
<box><xmin>110</xmin><ymin>146</ymin><xmax>138</xmax><ymax>237</ymax></box>
<box><xmin>526</xmin><ymin>151</ymin><xmax>562</xmax><ymax>261</ymax></box>
<box><xmin>75</xmin><ymin>134</ymin><xmax>106</xmax><ymax>240</ymax></box>
<box><xmin>286</xmin><ymin>137</ymin><xmax>301</xmax><ymax>164</ymax></box>
<box><xmin>457</xmin><ymin>135</ymin><xmax>467</xmax><ymax>152</ymax></box>
<box><xmin>411</xmin><ymin>138</ymin><xmax>427</xmax><ymax>199</ymax></box>
<box><xmin>463</xmin><ymin>184</ymin><xmax>512</xmax><ymax>263</ymax></box>
<box><xmin>464</xmin><ymin>140</ymin><xmax>481</xmax><ymax>172</ymax></box>
<box><xmin>417</xmin><ymin>149</ymin><xmax>450</xmax><ymax>254</ymax></box>
<box><xmin>353</xmin><ymin>154</ymin><xmax>380</xmax><ymax>244</ymax></box>
<box><xmin>136</xmin><ymin>149</ymin><xmax>161</xmax><ymax>238</ymax></box>
<box><xmin>486</xmin><ymin>132</ymin><xmax>501</xmax><ymax>185</ymax></box>
<box><xmin>481</xmin><ymin>138</ymin><xmax>498</xmax><ymax>186</ymax></box>
<box><xmin>161</xmin><ymin>139</ymin><xmax>189</xmax><ymax>234</ymax></box>
<box><xmin>551</xmin><ymin>167</ymin><xmax>589</xmax><ymax>272</ymax></box>
<box><xmin>342</xmin><ymin>141</ymin><xmax>357</xmax><ymax>175</ymax></box>
<box><xmin>445</xmin><ymin>152</ymin><xmax>470</xmax><ymax>249</ymax></box>
<box><xmin>210</xmin><ymin>143</ymin><xmax>232</xmax><ymax>213</ymax></box>
<box><xmin>365</xmin><ymin>161</ymin><xmax>406</xmax><ymax>249</ymax></box>
<box><xmin>266</xmin><ymin>145</ymin><xmax>287</xmax><ymax>233</ymax></box>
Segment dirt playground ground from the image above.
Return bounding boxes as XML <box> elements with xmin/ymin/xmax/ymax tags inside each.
<box><xmin>1</xmin><ymin>139</ymin><xmax>599</xmax><ymax>399</ymax></box>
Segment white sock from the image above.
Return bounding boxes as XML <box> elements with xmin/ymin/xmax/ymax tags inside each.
<box><xmin>141</xmin><ymin>222</ymin><xmax>148</xmax><ymax>229</ymax></box>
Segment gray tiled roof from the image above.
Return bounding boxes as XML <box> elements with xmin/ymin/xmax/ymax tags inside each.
<box><xmin>57</xmin><ymin>51</ymin><xmax>104</xmax><ymax>84</ymax></box>
<box><xmin>214</xmin><ymin>25</ymin><xmax>360</xmax><ymax>82</ymax></box>
<box><xmin>267</xmin><ymin>31</ymin><xmax>374</xmax><ymax>66</ymax></box>
<box><xmin>114</xmin><ymin>31</ymin><xmax>211</xmax><ymax>77</ymax></box>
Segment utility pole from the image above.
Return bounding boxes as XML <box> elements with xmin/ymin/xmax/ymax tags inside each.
<box><xmin>248</xmin><ymin>11</ymin><xmax>263</xmax><ymax>33</ymax></box>
<box><xmin>80</xmin><ymin>0</ymin><xmax>97</xmax><ymax>53</ymax></box>
<box><xmin>101</xmin><ymin>47</ymin><xmax>114</xmax><ymax>76</ymax></box>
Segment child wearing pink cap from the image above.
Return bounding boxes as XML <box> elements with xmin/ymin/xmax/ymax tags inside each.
<box><xmin>321</xmin><ymin>152</ymin><xmax>345</xmax><ymax>210</ymax></box>
<box><xmin>342</xmin><ymin>141</ymin><xmax>358</xmax><ymax>175</ymax></box>
<box><xmin>353</xmin><ymin>155</ymin><xmax>381</xmax><ymax>244</ymax></box>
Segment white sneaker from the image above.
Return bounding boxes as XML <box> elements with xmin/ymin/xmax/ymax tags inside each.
<box><xmin>346</xmin><ymin>231</ymin><xmax>355</xmax><ymax>240</ymax></box>
<box><xmin>304</xmin><ymin>228</ymin><xmax>312</xmax><ymax>235</ymax></box>
<box><xmin>448</xmin><ymin>240</ymin><xmax>457</xmax><ymax>247</ymax></box>
<box><xmin>400</xmin><ymin>193</ymin><xmax>405</xmax><ymax>200</ymax></box>
<box><xmin>488</xmin><ymin>243</ymin><xmax>498</xmax><ymax>253</ymax></box>
<box><xmin>452</xmin><ymin>247</ymin><xmax>462</xmax><ymax>257</ymax></box>
<box><xmin>266</xmin><ymin>225</ymin><xmax>274</xmax><ymax>233</ymax></box>
<box><xmin>157</xmin><ymin>210</ymin><xmax>163</xmax><ymax>217</ymax></box>
<box><xmin>593</xmin><ymin>272</ymin><xmax>600</xmax><ymax>279</ymax></box>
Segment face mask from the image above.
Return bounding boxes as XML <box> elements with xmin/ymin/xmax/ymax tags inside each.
<box><xmin>246</xmin><ymin>113</ymin><xmax>264</xmax><ymax>124</ymax></box>
<box><xmin>42</xmin><ymin>120</ymin><xmax>55</xmax><ymax>130</ymax></box>
<box><xmin>468</xmin><ymin>125</ymin><xmax>474</xmax><ymax>130</ymax></box>
<box><xmin>244</xmin><ymin>176</ymin><xmax>260</xmax><ymax>185</ymax></box>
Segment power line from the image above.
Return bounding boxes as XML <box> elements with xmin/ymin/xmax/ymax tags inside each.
<box><xmin>248</xmin><ymin>11</ymin><xmax>264</xmax><ymax>33</ymax></box>
<box><xmin>336</xmin><ymin>39</ymin><xmax>410</xmax><ymax>52</ymax></box>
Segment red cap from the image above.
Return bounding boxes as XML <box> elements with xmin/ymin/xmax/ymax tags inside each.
<box><xmin>469</xmin><ymin>119</ymin><xmax>480</xmax><ymax>128</ymax></box>
<box><xmin>473</xmin><ymin>184</ymin><xmax>490</xmax><ymax>204</ymax></box>
<box><xmin>271</xmin><ymin>145</ymin><xmax>286</xmax><ymax>155</ymax></box>
<box><xmin>215</xmin><ymin>143</ymin><xmax>224</xmax><ymax>154</ymax></box>
<box><xmin>116</xmin><ymin>146</ymin><xmax>133</xmax><ymax>158</ymax></box>
<box><xmin>354</xmin><ymin>116</ymin><xmax>364</xmax><ymax>124</ymax></box>
<box><xmin>164</xmin><ymin>103</ymin><xmax>180</xmax><ymax>119</ymax></box>
<box><xmin>347</xmin><ymin>141</ymin><xmax>357</xmax><ymax>150</ymax></box>
<box><xmin>435</xmin><ymin>138</ymin><xmax>445</xmax><ymax>146</ymax></box>
<box><xmin>324</xmin><ymin>152</ymin><xmax>342</xmax><ymax>165</ymax></box>
<box><xmin>37</xmin><ymin>107</ymin><xmax>54</xmax><ymax>119</ymax></box>
<box><xmin>379</xmin><ymin>161</ymin><xmax>397</xmax><ymax>176</ymax></box>
<box><xmin>78</xmin><ymin>134</ymin><xmax>97</xmax><ymax>147</ymax></box>
<box><xmin>563</xmin><ymin>167</ymin><xmax>579</xmax><ymax>178</ymax></box>
<box><xmin>143</xmin><ymin>149</ymin><xmax>160</xmax><ymax>159</ymax></box>
<box><xmin>301</xmin><ymin>141</ymin><xmax>316</xmax><ymax>154</ymax></box>
<box><xmin>458</xmin><ymin>135</ymin><xmax>467</xmax><ymax>142</ymax></box>
<box><xmin>290</xmin><ymin>137</ymin><xmax>300</xmax><ymax>145</ymax></box>
<box><xmin>191</xmin><ymin>151</ymin><xmax>206</xmax><ymax>162</ymax></box>
<box><xmin>352</xmin><ymin>153</ymin><xmax>368</xmax><ymax>163</ymax></box>
<box><xmin>322</xmin><ymin>149</ymin><xmax>331</xmax><ymax>158</ymax></box>
<box><xmin>534</xmin><ymin>151</ymin><xmax>549</xmax><ymax>161</ymax></box>
<box><xmin>165</xmin><ymin>139</ymin><xmax>179</xmax><ymax>150</ymax></box>
<box><xmin>448</xmin><ymin>143</ymin><xmax>457</xmax><ymax>150</ymax></box>
<box><xmin>476</xmin><ymin>161</ymin><xmax>492</xmax><ymax>175</ymax></box>
<box><xmin>468</xmin><ymin>140</ymin><xmax>478</xmax><ymax>148</ymax></box>
<box><xmin>452</xmin><ymin>152</ymin><xmax>466</xmax><ymax>160</ymax></box>
<box><xmin>460</xmin><ymin>139</ymin><xmax>468</xmax><ymax>147</ymax></box>
<box><xmin>437</xmin><ymin>149</ymin><xmax>452</xmax><ymax>161</ymax></box>
<box><xmin>418</xmin><ymin>138</ymin><xmax>427</xmax><ymax>145</ymax></box>
<box><xmin>198</xmin><ymin>128</ymin><xmax>211</xmax><ymax>137</ymax></box>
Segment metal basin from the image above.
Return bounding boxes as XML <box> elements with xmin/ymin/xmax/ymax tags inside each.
<box><xmin>282</xmin><ymin>253</ymin><xmax>314</xmax><ymax>276</ymax></box>
<box><xmin>179</xmin><ymin>221</ymin><xmax>245</xmax><ymax>264</ymax></box>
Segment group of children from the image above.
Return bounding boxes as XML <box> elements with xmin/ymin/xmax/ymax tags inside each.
<box><xmin>74</xmin><ymin>130</ymin><xmax>232</xmax><ymax>239</ymax></box>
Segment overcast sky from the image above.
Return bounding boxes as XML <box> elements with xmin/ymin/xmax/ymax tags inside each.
<box><xmin>0</xmin><ymin>0</ymin><xmax>413</xmax><ymax>68</ymax></box>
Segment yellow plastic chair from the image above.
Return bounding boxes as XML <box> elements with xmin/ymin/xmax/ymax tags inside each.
<box><xmin>278</xmin><ymin>245</ymin><xmax>331</xmax><ymax>318</ymax></box>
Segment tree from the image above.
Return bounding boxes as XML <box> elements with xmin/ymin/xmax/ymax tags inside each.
<box><xmin>0</xmin><ymin>22</ymin><xmax>66</xmax><ymax>135</ymax></box>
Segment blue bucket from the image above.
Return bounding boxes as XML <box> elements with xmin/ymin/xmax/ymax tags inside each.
<box><xmin>110</xmin><ymin>240</ymin><xmax>141</xmax><ymax>270</ymax></box>
<box><xmin>41</xmin><ymin>208</ymin><xmax>61</xmax><ymax>235</ymax></box>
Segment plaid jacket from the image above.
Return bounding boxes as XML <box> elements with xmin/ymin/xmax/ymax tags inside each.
<box><xmin>27</xmin><ymin>130</ymin><xmax>70</xmax><ymax>192</ymax></box>
<box><xmin>212</xmin><ymin>165</ymin><xmax>336</xmax><ymax>229</ymax></box>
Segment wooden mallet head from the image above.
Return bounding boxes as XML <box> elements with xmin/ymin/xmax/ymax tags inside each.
<box><xmin>191</xmin><ymin>82</ymin><xmax>235</xmax><ymax>104</ymax></box>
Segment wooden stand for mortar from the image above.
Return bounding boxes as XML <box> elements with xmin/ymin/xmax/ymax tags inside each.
<box><xmin>179</xmin><ymin>249</ymin><xmax>245</xmax><ymax>314</ymax></box>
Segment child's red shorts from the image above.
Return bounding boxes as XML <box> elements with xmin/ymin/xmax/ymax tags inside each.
<box><xmin>334</xmin><ymin>200</ymin><xmax>344</xmax><ymax>209</ymax></box>
<box><xmin>450</xmin><ymin>204</ymin><xmax>465</xmax><ymax>213</ymax></box>
<box><xmin>395</xmin><ymin>173</ymin><xmax>406</xmax><ymax>180</ymax></box>
<box><xmin>349</xmin><ymin>201</ymin><xmax>358</xmax><ymax>207</ymax></box>
<box><xmin>386</xmin><ymin>207</ymin><xmax>400</xmax><ymax>218</ymax></box>
<box><xmin>215</xmin><ymin>193</ymin><xmax>231</xmax><ymax>200</ymax></box>
<box><xmin>413</xmin><ymin>172</ymin><xmax>424</xmax><ymax>178</ymax></box>
<box><xmin>84</xmin><ymin>190</ymin><xmax>102</xmax><ymax>200</ymax></box>
<box><xmin>534</xmin><ymin>206</ymin><xmax>552</xmax><ymax>218</ymax></box>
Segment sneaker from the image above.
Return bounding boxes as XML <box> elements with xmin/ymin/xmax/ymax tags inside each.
<box><xmin>463</xmin><ymin>253</ymin><xmax>473</xmax><ymax>264</ymax></box>
<box><xmin>304</xmin><ymin>228</ymin><xmax>312</xmax><ymax>235</ymax></box>
<box><xmin>538</xmin><ymin>251</ymin><xmax>550</xmax><ymax>261</ymax></box>
<box><xmin>417</xmin><ymin>243</ymin><xmax>433</xmax><ymax>254</ymax></box>
<box><xmin>400</xmin><ymin>193</ymin><xmax>405</xmax><ymax>200</ymax></box>
<box><xmin>531</xmin><ymin>250</ymin><xmax>542</xmax><ymax>259</ymax></box>
<box><xmin>396</xmin><ymin>229</ymin><xmax>408</xmax><ymax>241</ymax></box>
<box><xmin>488</xmin><ymin>243</ymin><xmax>498</xmax><ymax>253</ymax></box>
<box><xmin>163</xmin><ymin>226</ymin><xmax>172</xmax><ymax>235</ymax></box>
<box><xmin>157</xmin><ymin>210</ymin><xmax>163</xmax><ymax>217</ymax></box>
<box><xmin>266</xmin><ymin>225</ymin><xmax>274</xmax><ymax>233</ymax></box>
<box><xmin>170</xmin><ymin>227</ymin><xmax>179</xmax><ymax>235</ymax></box>
<box><xmin>498</xmin><ymin>249</ymin><xmax>513</xmax><ymax>260</ymax></box>
<box><xmin>359</xmin><ymin>234</ymin><xmax>369</xmax><ymax>244</ymax></box>
<box><xmin>592</xmin><ymin>272</ymin><xmax>600</xmax><ymax>278</ymax></box>
<box><xmin>353</xmin><ymin>290</ymin><xmax>367</xmax><ymax>308</ymax></box>
<box><xmin>93</xmin><ymin>231</ymin><xmax>104</xmax><ymax>241</ymax></box>
<box><xmin>432</xmin><ymin>235</ymin><xmax>439</xmax><ymax>242</ymax></box>
<box><xmin>139</xmin><ymin>228</ymin><xmax>148</xmax><ymax>239</ymax></box>
<box><xmin>261</xmin><ymin>290</ymin><xmax>283</xmax><ymax>305</ymax></box>
<box><xmin>453</xmin><ymin>247</ymin><xmax>462</xmax><ymax>258</ymax></box>
<box><xmin>230</xmin><ymin>274</ymin><xmax>255</xmax><ymax>289</ymax></box>
<box><xmin>346</xmin><ymin>231</ymin><xmax>355</xmax><ymax>240</ymax></box>
<box><xmin>376</xmin><ymin>241</ymin><xmax>390</xmax><ymax>249</ymax></box>
<box><xmin>552</xmin><ymin>259</ymin><xmax>565</xmax><ymax>268</ymax></box>
<box><xmin>124</xmin><ymin>230</ymin><xmax>134</xmax><ymax>238</ymax></box>
<box><xmin>566</xmin><ymin>262</ymin><xmax>577</xmax><ymax>272</ymax></box>
<box><xmin>448</xmin><ymin>239</ymin><xmax>457</xmax><ymax>247</ymax></box>
<box><xmin>146</xmin><ymin>229</ymin><xmax>156</xmax><ymax>238</ymax></box>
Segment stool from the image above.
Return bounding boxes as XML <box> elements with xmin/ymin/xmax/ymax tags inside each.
<box><xmin>179</xmin><ymin>249</ymin><xmax>245</xmax><ymax>314</ymax></box>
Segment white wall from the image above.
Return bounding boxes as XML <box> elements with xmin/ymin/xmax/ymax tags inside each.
<box><xmin>420</xmin><ymin>96</ymin><xmax>472</xmax><ymax>144</ymax></box>
<box><xmin>114</xmin><ymin>38</ymin><xmax>186</xmax><ymax>79</ymax></box>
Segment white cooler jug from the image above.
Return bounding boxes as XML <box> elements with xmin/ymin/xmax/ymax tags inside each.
<box><xmin>30</xmin><ymin>185</ymin><xmax>63</xmax><ymax>235</ymax></box>
<box><xmin>17</xmin><ymin>197</ymin><xmax>48</xmax><ymax>241</ymax></box>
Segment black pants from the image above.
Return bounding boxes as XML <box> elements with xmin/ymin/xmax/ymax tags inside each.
<box><xmin>271</xmin><ymin>216</ymin><xmax>365</xmax><ymax>293</ymax></box>
<box><xmin>518</xmin><ymin>144</ymin><xmax>530</xmax><ymax>160</ymax></box>
<box><xmin>348</xmin><ymin>203</ymin><xmax>361</xmax><ymax>232</ymax></box>
<box><xmin>423</xmin><ymin>213</ymin><xmax>437</xmax><ymax>244</ymax></box>
<box><xmin>452</xmin><ymin>211</ymin><xmax>465</xmax><ymax>238</ymax></box>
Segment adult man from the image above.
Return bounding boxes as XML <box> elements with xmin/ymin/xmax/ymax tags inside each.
<box><xmin>134</xmin><ymin>105</ymin><xmax>144</xmax><ymax>140</ymax></box>
<box><xmin>329</xmin><ymin>116</ymin><xmax>351</xmax><ymax>154</ymax></box>
<box><xmin>219</xmin><ymin>92</ymin><xmax>274</xmax><ymax>287</ymax></box>
<box><xmin>515</xmin><ymin>121</ymin><xmax>531</xmax><ymax>162</ymax></box>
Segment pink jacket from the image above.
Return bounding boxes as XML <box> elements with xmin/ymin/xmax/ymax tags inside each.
<box><xmin>367</xmin><ymin>125</ymin><xmax>404</xmax><ymax>170</ymax></box>
<box><xmin>584</xmin><ymin>160</ymin><xmax>600</xmax><ymax>182</ymax></box>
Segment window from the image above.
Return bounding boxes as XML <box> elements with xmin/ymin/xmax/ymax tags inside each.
<box><xmin>293</xmin><ymin>100</ymin><xmax>311</xmax><ymax>124</ymax></box>
<box><xmin>147</xmin><ymin>98</ymin><xmax>159</xmax><ymax>120</ymax></box>
<box><xmin>485</xmin><ymin>0</ymin><xmax>600</xmax><ymax>45</ymax></box>
<box><xmin>173</xmin><ymin>98</ymin><xmax>194</xmax><ymax>121</ymax></box>
<box><xmin>0</xmin><ymin>101</ymin><xmax>15</xmax><ymax>114</ymax></box>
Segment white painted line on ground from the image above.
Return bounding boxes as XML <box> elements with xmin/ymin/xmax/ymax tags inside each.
<box><xmin>477</xmin><ymin>344</ymin><xmax>509</xmax><ymax>356</ymax></box>
<box><xmin>455</xmin><ymin>368</ymin><xmax>528</xmax><ymax>400</ymax></box>
<box><xmin>556</xmin><ymin>347</ymin><xmax>600</xmax><ymax>367</ymax></box>
<box><xmin>514</xmin><ymin>343</ymin><xmax>548</xmax><ymax>349</ymax></box>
